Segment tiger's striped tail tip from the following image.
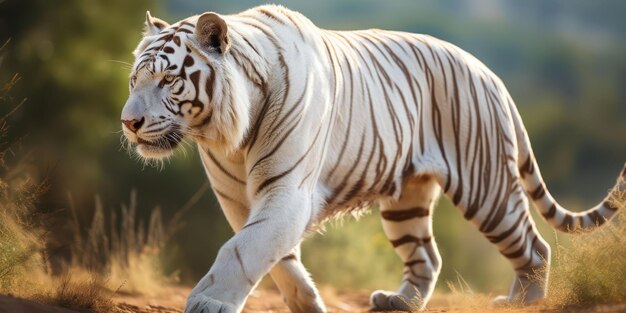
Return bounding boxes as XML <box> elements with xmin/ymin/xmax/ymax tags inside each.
<box><xmin>607</xmin><ymin>162</ymin><xmax>626</xmax><ymax>211</ymax></box>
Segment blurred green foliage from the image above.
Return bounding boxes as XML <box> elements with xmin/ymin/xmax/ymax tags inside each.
<box><xmin>0</xmin><ymin>0</ymin><xmax>233</xmax><ymax>283</ymax></box>
<box><xmin>0</xmin><ymin>0</ymin><xmax>624</xmax><ymax>293</ymax></box>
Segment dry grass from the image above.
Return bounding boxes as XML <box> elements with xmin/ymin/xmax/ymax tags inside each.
<box><xmin>442</xmin><ymin>274</ymin><xmax>496</xmax><ymax>310</ymax></box>
<box><xmin>68</xmin><ymin>191</ymin><xmax>179</xmax><ymax>296</ymax></box>
<box><xmin>0</xmin><ymin>173</ymin><xmax>50</xmax><ymax>297</ymax></box>
<box><xmin>0</xmin><ymin>45</ymin><xmax>182</xmax><ymax>311</ymax></box>
<box><xmin>37</xmin><ymin>275</ymin><xmax>116</xmax><ymax>313</ymax></box>
<box><xmin>1</xmin><ymin>184</ymin><xmax>179</xmax><ymax>312</ymax></box>
<box><xmin>3</xmin><ymin>191</ymin><xmax>176</xmax><ymax>310</ymax></box>
<box><xmin>0</xmin><ymin>52</ymin><xmax>52</xmax><ymax>297</ymax></box>
<box><xmin>0</xmin><ymin>55</ymin><xmax>114</xmax><ymax>311</ymax></box>
<box><xmin>542</xmin><ymin>183</ymin><xmax>626</xmax><ymax>308</ymax></box>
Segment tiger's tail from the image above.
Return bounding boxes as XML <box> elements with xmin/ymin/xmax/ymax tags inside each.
<box><xmin>509</xmin><ymin>102</ymin><xmax>626</xmax><ymax>232</ymax></box>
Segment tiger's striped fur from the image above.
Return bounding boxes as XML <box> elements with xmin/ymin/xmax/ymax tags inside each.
<box><xmin>121</xmin><ymin>5</ymin><xmax>626</xmax><ymax>313</ymax></box>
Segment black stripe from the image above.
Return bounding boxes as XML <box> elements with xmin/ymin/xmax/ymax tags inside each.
<box><xmin>241</xmin><ymin>217</ymin><xmax>268</xmax><ymax>230</ymax></box>
<box><xmin>233</xmin><ymin>246</ymin><xmax>254</xmax><ymax>285</ymax></box>
<box><xmin>404</xmin><ymin>259</ymin><xmax>426</xmax><ymax>267</ymax></box>
<box><xmin>542</xmin><ymin>203</ymin><xmax>557</xmax><ymax>219</ymax></box>
<box><xmin>603</xmin><ymin>200</ymin><xmax>619</xmax><ymax>211</ymax></box>
<box><xmin>560</xmin><ymin>215</ymin><xmax>575</xmax><ymax>231</ymax></box>
<box><xmin>206</xmin><ymin>150</ymin><xmax>246</xmax><ymax>185</ymax></box>
<box><xmin>530</xmin><ymin>184</ymin><xmax>546</xmax><ymax>200</ymax></box>
<box><xmin>255</xmin><ymin>123</ymin><xmax>324</xmax><ymax>195</ymax></box>
<box><xmin>381</xmin><ymin>207</ymin><xmax>430</xmax><ymax>221</ymax></box>
<box><xmin>486</xmin><ymin>213</ymin><xmax>527</xmax><ymax>244</ymax></box>
<box><xmin>587</xmin><ymin>211</ymin><xmax>606</xmax><ymax>226</ymax></box>
<box><xmin>281</xmin><ymin>253</ymin><xmax>297</xmax><ymax>262</ymax></box>
<box><xmin>390</xmin><ymin>235</ymin><xmax>431</xmax><ymax>248</ymax></box>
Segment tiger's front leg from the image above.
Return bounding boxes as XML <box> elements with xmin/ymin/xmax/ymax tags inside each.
<box><xmin>184</xmin><ymin>188</ymin><xmax>312</xmax><ymax>313</ymax></box>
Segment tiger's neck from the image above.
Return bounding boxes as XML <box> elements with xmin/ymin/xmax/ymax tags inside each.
<box><xmin>217</xmin><ymin>16</ymin><xmax>308</xmax><ymax>152</ymax></box>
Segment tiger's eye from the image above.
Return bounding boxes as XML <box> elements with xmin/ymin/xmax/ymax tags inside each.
<box><xmin>163</xmin><ymin>74</ymin><xmax>175</xmax><ymax>83</ymax></box>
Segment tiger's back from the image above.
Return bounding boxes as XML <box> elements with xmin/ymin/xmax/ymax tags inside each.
<box><xmin>315</xmin><ymin>29</ymin><xmax>521</xmax><ymax>221</ymax></box>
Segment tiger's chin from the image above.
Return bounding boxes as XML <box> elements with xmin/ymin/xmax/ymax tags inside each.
<box><xmin>136</xmin><ymin>143</ymin><xmax>177</xmax><ymax>159</ymax></box>
<box><xmin>133</xmin><ymin>131</ymin><xmax>183</xmax><ymax>160</ymax></box>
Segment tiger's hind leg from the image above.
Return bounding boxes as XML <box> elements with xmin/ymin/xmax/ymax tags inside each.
<box><xmin>459</xmin><ymin>181</ymin><xmax>551</xmax><ymax>305</ymax></box>
<box><xmin>370</xmin><ymin>175</ymin><xmax>442</xmax><ymax>311</ymax></box>
<box><xmin>487</xmin><ymin>194</ymin><xmax>551</xmax><ymax>305</ymax></box>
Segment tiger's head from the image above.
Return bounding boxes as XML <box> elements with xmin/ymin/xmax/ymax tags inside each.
<box><xmin>122</xmin><ymin>11</ymin><xmax>249</xmax><ymax>159</ymax></box>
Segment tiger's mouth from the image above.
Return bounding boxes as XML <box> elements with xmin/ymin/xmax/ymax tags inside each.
<box><xmin>135</xmin><ymin>129</ymin><xmax>183</xmax><ymax>159</ymax></box>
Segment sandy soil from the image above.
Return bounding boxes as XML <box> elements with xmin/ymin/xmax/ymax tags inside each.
<box><xmin>112</xmin><ymin>287</ymin><xmax>626</xmax><ymax>313</ymax></box>
<box><xmin>112</xmin><ymin>286</ymin><xmax>371</xmax><ymax>313</ymax></box>
<box><xmin>2</xmin><ymin>287</ymin><xmax>625</xmax><ymax>313</ymax></box>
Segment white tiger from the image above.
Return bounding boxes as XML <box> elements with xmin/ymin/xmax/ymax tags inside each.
<box><xmin>121</xmin><ymin>5</ymin><xmax>625</xmax><ymax>313</ymax></box>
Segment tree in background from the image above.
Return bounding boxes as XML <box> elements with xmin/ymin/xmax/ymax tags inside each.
<box><xmin>0</xmin><ymin>0</ymin><xmax>231</xmax><ymax>282</ymax></box>
<box><xmin>0</xmin><ymin>0</ymin><xmax>153</xmax><ymax>204</ymax></box>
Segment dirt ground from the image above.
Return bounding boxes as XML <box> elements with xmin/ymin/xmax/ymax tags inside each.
<box><xmin>2</xmin><ymin>287</ymin><xmax>626</xmax><ymax>313</ymax></box>
<box><xmin>112</xmin><ymin>287</ymin><xmax>626</xmax><ymax>313</ymax></box>
<box><xmin>113</xmin><ymin>286</ymin><xmax>370</xmax><ymax>313</ymax></box>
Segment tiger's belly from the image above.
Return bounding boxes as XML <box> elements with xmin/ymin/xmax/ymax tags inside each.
<box><xmin>316</xmin><ymin>135</ymin><xmax>415</xmax><ymax>220</ymax></box>
<box><xmin>315</xmin><ymin>90</ymin><xmax>419</xmax><ymax>219</ymax></box>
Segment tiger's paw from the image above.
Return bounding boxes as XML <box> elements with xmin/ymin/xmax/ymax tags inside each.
<box><xmin>492</xmin><ymin>292</ymin><xmax>545</xmax><ymax>307</ymax></box>
<box><xmin>184</xmin><ymin>293</ymin><xmax>238</xmax><ymax>313</ymax></box>
<box><xmin>284</xmin><ymin>287</ymin><xmax>327</xmax><ymax>313</ymax></box>
<box><xmin>370</xmin><ymin>290</ymin><xmax>420</xmax><ymax>311</ymax></box>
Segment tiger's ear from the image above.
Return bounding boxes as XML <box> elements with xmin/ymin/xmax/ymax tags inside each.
<box><xmin>144</xmin><ymin>11</ymin><xmax>169</xmax><ymax>36</ymax></box>
<box><xmin>195</xmin><ymin>12</ymin><xmax>230</xmax><ymax>55</ymax></box>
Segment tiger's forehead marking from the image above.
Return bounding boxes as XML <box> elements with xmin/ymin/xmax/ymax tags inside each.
<box><xmin>134</xmin><ymin>20</ymin><xmax>198</xmax><ymax>76</ymax></box>
<box><xmin>149</xmin><ymin>20</ymin><xmax>195</xmax><ymax>49</ymax></box>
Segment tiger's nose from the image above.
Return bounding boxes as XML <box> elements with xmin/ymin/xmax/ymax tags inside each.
<box><xmin>122</xmin><ymin>117</ymin><xmax>145</xmax><ymax>133</ymax></box>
